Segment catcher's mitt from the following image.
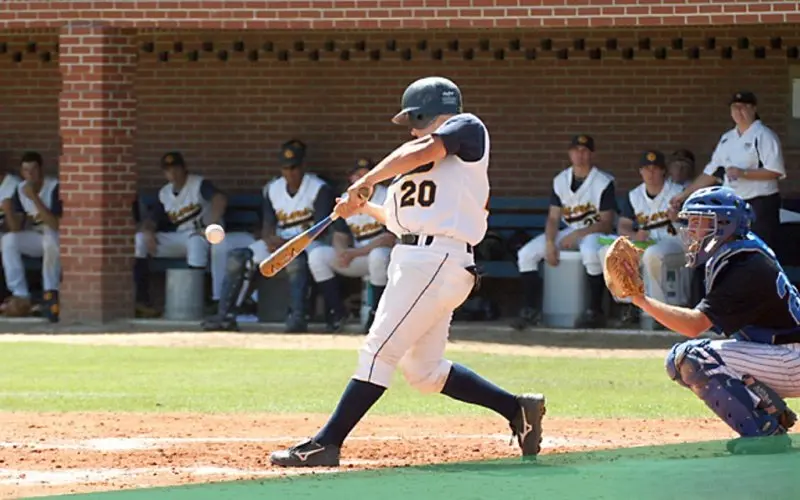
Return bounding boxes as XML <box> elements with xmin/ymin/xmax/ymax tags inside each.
<box><xmin>603</xmin><ymin>236</ymin><xmax>645</xmax><ymax>300</ymax></box>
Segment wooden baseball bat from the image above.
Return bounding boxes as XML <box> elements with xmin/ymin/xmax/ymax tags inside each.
<box><xmin>258</xmin><ymin>187</ymin><xmax>371</xmax><ymax>278</ymax></box>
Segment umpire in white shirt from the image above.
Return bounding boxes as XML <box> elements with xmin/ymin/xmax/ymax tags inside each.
<box><xmin>671</xmin><ymin>91</ymin><xmax>786</xmax><ymax>248</ymax></box>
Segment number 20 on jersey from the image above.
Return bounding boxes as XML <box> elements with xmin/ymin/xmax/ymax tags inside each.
<box><xmin>400</xmin><ymin>180</ymin><xmax>437</xmax><ymax>208</ymax></box>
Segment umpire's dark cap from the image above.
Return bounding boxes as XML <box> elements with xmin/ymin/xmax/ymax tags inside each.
<box><xmin>730</xmin><ymin>91</ymin><xmax>757</xmax><ymax>106</ymax></box>
<box><xmin>160</xmin><ymin>151</ymin><xmax>186</xmax><ymax>168</ymax></box>
<box><xmin>349</xmin><ymin>157</ymin><xmax>374</xmax><ymax>174</ymax></box>
<box><xmin>569</xmin><ymin>134</ymin><xmax>595</xmax><ymax>152</ymax></box>
<box><xmin>279</xmin><ymin>139</ymin><xmax>306</xmax><ymax>167</ymax></box>
<box><xmin>639</xmin><ymin>150</ymin><xmax>666</xmax><ymax>168</ymax></box>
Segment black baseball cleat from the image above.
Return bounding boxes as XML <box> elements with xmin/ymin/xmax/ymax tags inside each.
<box><xmin>201</xmin><ymin>314</ymin><xmax>239</xmax><ymax>332</ymax></box>
<box><xmin>509</xmin><ymin>393</ymin><xmax>546</xmax><ymax>458</ymax></box>
<box><xmin>270</xmin><ymin>438</ymin><xmax>341</xmax><ymax>467</ymax></box>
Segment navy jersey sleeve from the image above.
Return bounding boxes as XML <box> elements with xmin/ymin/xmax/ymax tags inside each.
<box><xmin>11</xmin><ymin>190</ymin><xmax>23</xmax><ymax>213</ymax></box>
<box><xmin>261</xmin><ymin>192</ymin><xmax>277</xmax><ymax>229</ymax></box>
<box><xmin>619</xmin><ymin>194</ymin><xmax>635</xmax><ymax>221</ymax></box>
<box><xmin>313</xmin><ymin>184</ymin><xmax>335</xmax><ymax>224</ymax></box>
<box><xmin>696</xmin><ymin>255</ymin><xmax>766</xmax><ymax>334</ymax></box>
<box><xmin>599</xmin><ymin>182</ymin><xmax>618</xmax><ymax>212</ymax></box>
<box><xmin>432</xmin><ymin>114</ymin><xmax>486</xmax><ymax>162</ymax></box>
<box><xmin>199</xmin><ymin>179</ymin><xmax>219</xmax><ymax>201</ymax></box>
<box><xmin>49</xmin><ymin>184</ymin><xmax>63</xmax><ymax>217</ymax></box>
<box><xmin>549</xmin><ymin>188</ymin><xmax>562</xmax><ymax>208</ymax></box>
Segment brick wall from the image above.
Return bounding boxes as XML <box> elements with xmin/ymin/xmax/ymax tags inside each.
<box><xmin>2</xmin><ymin>1</ymin><xmax>799</xmax><ymax>29</ymax></box>
<box><xmin>2</xmin><ymin>26</ymin><xmax>799</xmax><ymax>198</ymax></box>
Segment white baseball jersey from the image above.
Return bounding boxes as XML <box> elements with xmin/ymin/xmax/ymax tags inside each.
<box><xmin>159</xmin><ymin>174</ymin><xmax>212</xmax><ymax>233</ymax></box>
<box><xmin>703</xmin><ymin>120</ymin><xmax>785</xmax><ymax>200</ymax></box>
<box><xmin>553</xmin><ymin>166</ymin><xmax>615</xmax><ymax>229</ymax></box>
<box><xmin>626</xmin><ymin>180</ymin><xmax>683</xmax><ymax>240</ymax></box>
<box><xmin>0</xmin><ymin>174</ymin><xmax>22</xmax><ymax>226</ymax></box>
<box><xmin>17</xmin><ymin>177</ymin><xmax>59</xmax><ymax>233</ymax></box>
<box><xmin>384</xmin><ymin>113</ymin><xmax>490</xmax><ymax>247</ymax></box>
<box><xmin>265</xmin><ymin>172</ymin><xmax>326</xmax><ymax>240</ymax></box>
<box><xmin>345</xmin><ymin>184</ymin><xmax>388</xmax><ymax>248</ymax></box>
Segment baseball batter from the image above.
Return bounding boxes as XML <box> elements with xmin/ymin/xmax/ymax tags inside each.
<box><xmin>1</xmin><ymin>152</ymin><xmax>62</xmax><ymax>321</ymax></box>
<box><xmin>627</xmin><ymin>186</ymin><xmax>800</xmax><ymax>454</ymax></box>
<box><xmin>270</xmin><ymin>77</ymin><xmax>545</xmax><ymax>468</ymax></box>
<box><xmin>203</xmin><ymin>140</ymin><xmax>335</xmax><ymax>332</ymax></box>
<box><xmin>133</xmin><ymin>152</ymin><xmax>226</xmax><ymax>317</ymax></box>
<box><xmin>599</xmin><ymin>151</ymin><xmax>688</xmax><ymax>315</ymax></box>
<box><xmin>512</xmin><ymin>135</ymin><xmax>617</xmax><ymax>330</ymax></box>
<box><xmin>307</xmin><ymin>158</ymin><xmax>395</xmax><ymax>333</ymax></box>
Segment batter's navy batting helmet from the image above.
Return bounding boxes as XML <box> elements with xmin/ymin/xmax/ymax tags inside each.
<box><xmin>392</xmin><ymin>76</ymin><xmax>462</xmax><ymax>129</ymax></box>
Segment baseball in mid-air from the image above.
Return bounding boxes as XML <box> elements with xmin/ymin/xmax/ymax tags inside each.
<box><xmin>205</xmin><ymin>224</ymin><xmax>225</xmax><ymax>244</ymax></box>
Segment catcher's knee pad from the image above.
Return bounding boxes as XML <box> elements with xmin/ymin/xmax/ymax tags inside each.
<box><xmin>666</xmin><ymin>339</ymin><xmax>783</xmax><ymax>437</ymax></box>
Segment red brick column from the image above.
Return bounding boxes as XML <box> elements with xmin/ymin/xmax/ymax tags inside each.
<box><xmin>58</xmin><ymin>23</ymin><xmax>137</xmax><ymax>323</ymax></box>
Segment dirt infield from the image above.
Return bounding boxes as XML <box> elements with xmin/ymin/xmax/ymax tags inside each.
<box><xmin>0</xmin><ymin>412</ymin><xmax>734</xmax><ymax>499</ymax></box>
<box><xmin>0</xmin><ymin>333</ymin><xmax>728</xmax><ymax>498</ymax></box>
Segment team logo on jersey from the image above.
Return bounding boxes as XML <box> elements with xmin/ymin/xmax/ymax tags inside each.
<box><xmin>168</xmin><ymin>203</ymin><xmax>202</xmax><ymax>226</ymax></box>
<box><xmin>563</xmin><ymin>202</ymin><xmax>598</xmax><ymax>225</ymax></box>
<box><xmin>636</xmin><ymin>210</ymin><xmax>670</xmax><ymax>229</ymax></box>
<box><xmin>276</xmin><ymin>207</ymin><xmax>314</xmax><ymax>229</ymax></box>
<box><xmin>349</xmin><ymin>220</ymin><xmax>384</xmax><ymax>241</ymax></box>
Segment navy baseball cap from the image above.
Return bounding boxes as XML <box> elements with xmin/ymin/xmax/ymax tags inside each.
<box><xmin>569</xmin><ymin>134</ymin><xmax>595</xmax><ymax>152</ymax></box>
<box><xmin>160</xmin><ymin>151</ymin><xmax>186</xmax><ymax>168</ymax></box>
<box><xmin>730</xmin><ymin>91</ymin><xmax>757</xmax><ymax>106</ymax></box>
<box><xmin>639</xmin><ymin>150</ymin><xmax>666</xmax><ymax>168</ymax></box>
<box><xmin>349</xmin><ymin>157</ymin><xmax>374</xmax><ymax>175</ymax></box>
<box><xmin>279</xmin><ymin>139</ymin><xmax>306</xmax><ymax>168</ymax></box>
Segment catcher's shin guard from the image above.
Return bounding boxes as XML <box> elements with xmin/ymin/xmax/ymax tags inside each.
<box><xmin>666</xmin><ymin>340</ymin><xmax>785</xmax><ymax>438</ymax></box>
<box><xmin>203</xmin><ymin>247</ymin><xmax>254</xmax><ymax>331</ymax></box>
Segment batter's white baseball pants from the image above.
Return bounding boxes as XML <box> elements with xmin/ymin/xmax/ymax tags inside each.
<box><xmin>353</xmin><ymin>237</ymin><xmax>475</xmax><ymax>393</ymax></box>
<box><xmin>1</xmin><ymin>228</ymin><xmax>61</xmax><ymax>298</ymax></box>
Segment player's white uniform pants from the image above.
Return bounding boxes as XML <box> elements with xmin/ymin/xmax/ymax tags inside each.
<box><xmin>307</xmin><ymin>245</ymin><xmax>390</xmax><ymax>286</ymax></box>
<box><xmin>1</xmin><ymin>229</ymin><xmax>61</xmax><ymax>298</ymax></box>
<box><xmin>354</xmin><ymin>237</ymin><xmax>475</xmax><ymax>392</ymax></box>
<box><xmin>678</xmin><ymin>338</ymin><xmax>800</xmax><ymax>398</ymax></box>
<box><xmin>598</xmin><ymin>236</ymin><xmax>689</xmax><ymax>304</ymax></box>
<box><xmin>517</xmin><ymin>228</ymin><xmax>610</xmax><ymax>276</ymax></box>
<box><xmin>135</xmin><ymin>230</ymin><xmax>211</xmax><ymax>267</ymax></box>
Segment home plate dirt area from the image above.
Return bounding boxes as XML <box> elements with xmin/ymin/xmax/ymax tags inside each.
<box><xmin>0</xmin><ymin>412</ymin><xmax>734</xmax><ymax>499</ymax></box>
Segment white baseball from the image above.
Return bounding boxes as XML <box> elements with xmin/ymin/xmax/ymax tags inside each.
<box><xmin>205</xmin><ymin>224</ymin><xmax>225</xmax><ymax>244</ymax></box>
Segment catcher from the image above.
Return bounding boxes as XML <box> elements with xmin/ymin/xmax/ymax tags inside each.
<box><xmin>603</xmin><ymin>186</ymin><xmax>799</xmax><ymax>454</ymax></box>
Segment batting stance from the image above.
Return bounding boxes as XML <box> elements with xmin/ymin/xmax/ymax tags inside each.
<box><xmin>307</xmin><ymin>158</ymin><xmax>395</xmax><ymax>333</ymax></box>
<box><xmin>270</xmin><ymin>76</ymin><xmax>545</xmax><ymax>468</ymax></box>
<box><xmin>1</xmin><ymin>151</ymin><xmax>62</xmax><ymax>320</ymax></box>
<box><xmin>629</xmin><ymin>186</ymin><xmax>799</xmax><ymax>454</ymax></box>
<box><xmin>599</xmin><ymin>151</ymin><xmax>687</xmax><ymax>311</ymax></box>
<box><xmin>133</xmin><ymin>152</ymin><xmax>227</xmax><ymax>317</ymax></box>
<box><xmin>512</xmin><ymin>135</ymin><xmax>617</xmax><ymax>330</ymax></box>
<box><xmin>203</xmin><ymin>140</ymin><xmax>335</xmax><ymax>332</ymax></box>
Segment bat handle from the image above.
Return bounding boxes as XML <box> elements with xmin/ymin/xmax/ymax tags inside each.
<box><xmin>332</xmin><ymin>186</ymin><xmax>372</xmax><ymax>220</ymax></box>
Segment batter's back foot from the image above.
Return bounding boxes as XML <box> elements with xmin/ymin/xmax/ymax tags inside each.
<box><xmin>270</xmin><ymin>438</ymin><xmax>341</xmax><ymax>467</ymax></box>
<box><xmin>509</xmin><ymin>393</ymin><xmax>546</xmax><ymax>458</ymax></box>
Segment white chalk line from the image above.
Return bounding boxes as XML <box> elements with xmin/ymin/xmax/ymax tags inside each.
<box><xmin>0</xmin><ymin>434</ymin><xmax>599</xmax><ymax>452</ymax></box>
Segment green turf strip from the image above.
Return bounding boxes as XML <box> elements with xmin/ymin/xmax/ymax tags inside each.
<box><xmin>58</xmin><ymin>438</ymin><xmax>800</xmax><ymax>499</ymax></box>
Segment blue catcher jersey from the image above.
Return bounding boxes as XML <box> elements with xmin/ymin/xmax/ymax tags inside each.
<box><xmin>698</xmin><ymin>233</ymin><xmax>800</xmax><ymax>343</ymax></box>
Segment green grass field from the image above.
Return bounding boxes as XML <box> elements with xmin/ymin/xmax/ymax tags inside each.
<box><xmin>0</xmin><ymin>342</ymin><xmax>722</xmax><ymax>417</ymax></box>
<box><xmin>2</xmin><ymin>339</ymin><xmax>798</xmax><ymax>500</ymax></box>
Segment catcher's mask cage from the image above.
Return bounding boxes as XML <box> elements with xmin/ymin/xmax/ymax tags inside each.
<box><xmin>677</xmin><ymin>186</ymin><xmax>752</xmax><ymax>267</ymax></box>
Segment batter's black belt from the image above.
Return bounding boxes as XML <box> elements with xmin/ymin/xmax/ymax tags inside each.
<box><xmin>400</xmin><ymin>234</ymin><xmax>473</xmax><ymax>254</ymax></box>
